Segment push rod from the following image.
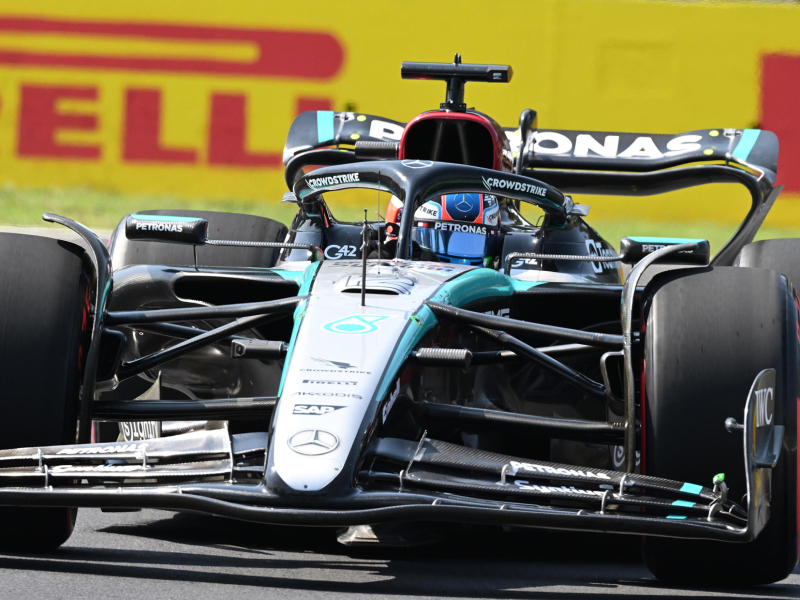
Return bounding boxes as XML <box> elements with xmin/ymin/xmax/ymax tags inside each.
<box><xmin>106</xmin><ymin>296</ymin><xmax>304</xmax><ymax>326</ymax></box>
<box><xmin>411</xmin><ymin>344</ymin><xmax>596</xmax><ymax>366</ymax></box>
<box><xmin>131</xmin><ymin>322</ymin><xmax>250</xmax><ymax>346</ymax></box>
<box><xmin>117</xmin><ymin>312</ymin><xmax>289</xmax><ymax>380</ymax></box>
<box><xmin>92</xmin><ymin>397</ymin><xmax>277</xmax><ymax>421</ymax></box>
<box><xmin>425</xmin><ymin>302</ymin><xmax>623</xmax><ymax>348</ymax></box>
<box><xmin>471</xmin><ymin>326</ymin><xmax>607</xmax><ymax>399</ymax></box>
<box><xmin>420</xmin><ymin>402</ymin><xmax>624</xmax><ymax>443</ymax></box>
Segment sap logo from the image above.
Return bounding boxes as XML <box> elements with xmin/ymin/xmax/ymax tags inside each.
<box><xmin>585</xmin><ymin>239</ymin><xmax>618</xmax><ymax>274</ymax></box>
<box><xmin>755</xmin><ymin>386</ymin><xmax>774</xmax><ymax>426</ymax></box>
<box><xmin>530</xmin><ymin>132</ymin><xmax>705</xmax><ymax>159</ymax></box>
<box><xmin>293</xmin><ymin>404</ymin><xmax>344</xmax><ymax>415</ymax></box>
<box><xmin>484</xmin><ymin>308</ymin><xmax>510</xmax><ymax>318</ymax></box>
<box><xmin>307</xmin><ymin>173</ymin><xmax>360</xmax><ymax>188</ymax></box>
<box><xmin>324</xmin><ymin>244</ymin><xmax>357</xmax><ymax>259</ymax></box>
<box><xmin>382</xmin><ymin>379</ymin><xmax>401</xmax><ymax>424</ymax></box>
<box><xmin>369</xmin><ymin>120</ymin><xmax>404</xmax><ymax>141</ymax></box>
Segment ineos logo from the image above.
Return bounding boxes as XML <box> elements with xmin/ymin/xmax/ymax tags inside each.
<box><xmin>401</xmin><ymin>160</ymin><xmax>433</xmax><ymax>169</ymax></box>
<box><xmin>324</xmin><ymin>244</ymin><xmax>357</xmax><ymax>259</ymax></box>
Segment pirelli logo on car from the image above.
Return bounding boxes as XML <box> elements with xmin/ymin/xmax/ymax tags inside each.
<box><xmin>482</xmin><ymin>176</ymin><xmax>548</xmax><ymax>197</ymax></box>
<box><xmin>306</xmin><ymin>173</ymin><xmax>360</xmax><ymax>189</ymax></box>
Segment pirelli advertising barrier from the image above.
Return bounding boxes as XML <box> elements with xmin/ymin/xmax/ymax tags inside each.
<box><xmin>0</xmin><ymin>0</ymin><xmax>799</xmax><ymax>219</ymax></box>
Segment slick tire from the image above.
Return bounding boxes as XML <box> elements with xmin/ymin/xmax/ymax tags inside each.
<box><xmin>737</xmin><ymin>238</ymin><xmax>800</xmax><ymax>288</ymax></box>
<box><xmin>642</xmin><ymin>266</ymin><xmax>799</xmax><ymax>586</ymax></box>
<box><xmin>0</xmin><ymin>233</ymin><xmax>92</xmax><ymax>551</ymax></box>
<box><xmin>109</xmin><ymin>209</ymin><xmax>289</xmax><ymax>269</ymax></box>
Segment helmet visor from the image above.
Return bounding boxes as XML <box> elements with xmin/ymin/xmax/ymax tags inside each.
<box><xmin>413</xmin><ymin>221</ymin><xmax>499</xmax><ymax>263</ymax></box>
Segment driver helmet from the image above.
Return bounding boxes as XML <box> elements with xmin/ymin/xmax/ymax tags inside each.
<box><xmin>412</xmin><ymin>193</ymin><xmax>501</xmax><ymax>266</ymax></box>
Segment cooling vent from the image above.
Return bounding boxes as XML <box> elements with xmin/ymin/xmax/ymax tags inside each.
<box><xmin>337</xmin><ymin>275</ymin><xmax>416</xmax><ymax>295</ymax></box>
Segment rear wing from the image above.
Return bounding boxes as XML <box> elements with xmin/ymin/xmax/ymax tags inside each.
<box><xmin>514</xmin><ymin>128</ymin><xmax>778</xmax><ymax>184</ymax></box>
<box><xmin>282</xmin><ymin>111</ymin><xmax>780</xmax><ymax>266</ymax></box>
<box><xmin>284</xmin><ymin>111</ymin><xmax>778</xmax><ymax>184</ymax></box>
<box><xmin>283</xmin><ymin>111</ymin><xmax>405</xmax><ymax>164</ymax></box>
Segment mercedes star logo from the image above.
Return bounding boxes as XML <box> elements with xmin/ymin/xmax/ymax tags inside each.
<box><xmin>401</xmin><ymin>159</ymin><xmax>433</xmax><ymax>169</ymax></box>
<box><xmin>454</xmin><ymin>194</ymin><xmax>474</xmax><ymax>212</ymax></box>
<box><xmin>288</xmin><ymin>430</ymin><xmax>339</xmax><ymax>455</ymax></box>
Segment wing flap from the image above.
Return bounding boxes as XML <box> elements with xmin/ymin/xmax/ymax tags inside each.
<box><xmin>514</xmin><ymin>128</ymin><xmax>778</xmax><ymax>180</ymax></box>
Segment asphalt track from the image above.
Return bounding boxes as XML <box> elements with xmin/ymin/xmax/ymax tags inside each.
<box><xmin>0</xmin><ymin>226</ymin><xmax>797</xmax><ymax>598</ymax></box>
<box><xmin>0</xmin><ymin>508</ymin><xmax>798</xmax><ymax>599</ymax></box>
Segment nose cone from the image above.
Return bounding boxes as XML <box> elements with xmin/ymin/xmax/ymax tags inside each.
<box><xmin>277</xmin><ymin>454</ymin><xmax>344</xmax><ymax>492</ymax></box>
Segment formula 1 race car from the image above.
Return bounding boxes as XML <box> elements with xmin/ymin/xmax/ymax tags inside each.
<box><xmin>0</xmin><ymin>57</ymin><xmax>796</xmax><ymax>587</ymax></box>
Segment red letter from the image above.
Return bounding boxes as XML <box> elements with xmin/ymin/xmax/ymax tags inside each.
<box><xmin>208</xmin><ymin>93</ymin><xmax>279</xmax><ymax>167</ymax></box>
<box><xmin>124</xmin><ymin>89</ymin><xmax>197</xmax><ymax>163</ymax></box>
<box><xmin>18</xmin><ymin>85</ymin><xmax>100</xmax><ymax>159</ymax></box>
<box><xmin>762</xmin><ymin>54</ymin><xmax>800</xmax><ymax>193</ymax></box>
<box><xmin>295</xmin><ymin>96</ymin><xmax>333</xmax><ymax>116</ymax></box>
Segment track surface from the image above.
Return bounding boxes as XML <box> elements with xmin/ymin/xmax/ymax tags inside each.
<box><xmin>0</xmin><ymin>508</ymin><xmax>797</xmax><ymax>599</ymax></box>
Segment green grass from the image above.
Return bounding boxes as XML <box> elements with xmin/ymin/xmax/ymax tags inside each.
<box><xmin>0</xmin><ymin>186</ymin><xmax>301</xmax><ymax>232</ymax></box>
<box><xmin>2</xmin><ymin>186</ymin><xmax>799</xmax><ymax>255</ymax></box>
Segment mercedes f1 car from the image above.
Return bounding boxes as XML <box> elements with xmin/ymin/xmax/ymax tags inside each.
<box><xmin>0</xmin><ymin>57</ymin><xmax>796</xmax><ymax>587</ymax></box>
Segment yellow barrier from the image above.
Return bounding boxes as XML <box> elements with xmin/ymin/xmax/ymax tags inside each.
<box><xmin>0</xmin><ymin>0</ymin><xmax>798</xmax><ymax>224</ymax></box>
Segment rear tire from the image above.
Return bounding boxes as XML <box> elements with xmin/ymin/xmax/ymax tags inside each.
<box><xmin>642</xmin><ymin>266</ymin><xmax>799</xmax><ymax>586</ymax></box>
<box><xmin>0</xmin><ymin>233</ymin><xmax>91</xmax><ymax>551</ymax></box>
<box><xmin>738</xmin><ymin>238</ymin><xmax>800</xmax><ymax>287</ymax></box>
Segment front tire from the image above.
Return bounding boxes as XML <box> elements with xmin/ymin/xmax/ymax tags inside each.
<box><xmin>0</xmin><ymin>233</ymin><xmax>91</xmax><ymax>551</ymax></box>
<box><xmin>642</xmin><ymin>266</ymin><xmax>799</xmax><ymax>586</ymax></box>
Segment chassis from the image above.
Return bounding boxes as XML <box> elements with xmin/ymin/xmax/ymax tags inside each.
<box><xmin>0</xmin><ymin>58</ymin><xmax>796</xmax><ymax>586</ymax></box>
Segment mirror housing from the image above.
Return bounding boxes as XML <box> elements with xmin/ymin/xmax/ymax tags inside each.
<box><xmin>125</xmin><ymin>214</ymin><xmax>209</xmax><ymax>244</ymax></box>
<box><xmin>619</xmin><ymin>237</ymin><xmax>710</xmax><ymax>265</ymax></box>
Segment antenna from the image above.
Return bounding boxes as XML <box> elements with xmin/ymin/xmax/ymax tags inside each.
<box><xmin>377</xmin><ymin>172</ymin><xmax>381</xmax><ymax>275</ymax></box>
<box><xmin>401</xmin><ymin>56</ymin><xmax>512</xmax><ymax>112</ymax></box>
<box><xmin>361</xmin><ymin>208</ymin><xmax>368</xmax><ymax>307</ymax></box>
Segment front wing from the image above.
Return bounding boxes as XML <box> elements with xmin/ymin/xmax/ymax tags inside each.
<box><xmin>0</xmin><ymin>385</ymin><xmax>773</xmax><ymax>543</ymax></box>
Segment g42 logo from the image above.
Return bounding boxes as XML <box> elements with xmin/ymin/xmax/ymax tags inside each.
<box><xmin>324</xmin><ymin>244</ymin><xmax>357</xmax><ymax>259</ymax></box>
<box><xmin>323</xmin><ymin>315</ymin><xmax>392</xmax><ymax>335</ymax></box>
